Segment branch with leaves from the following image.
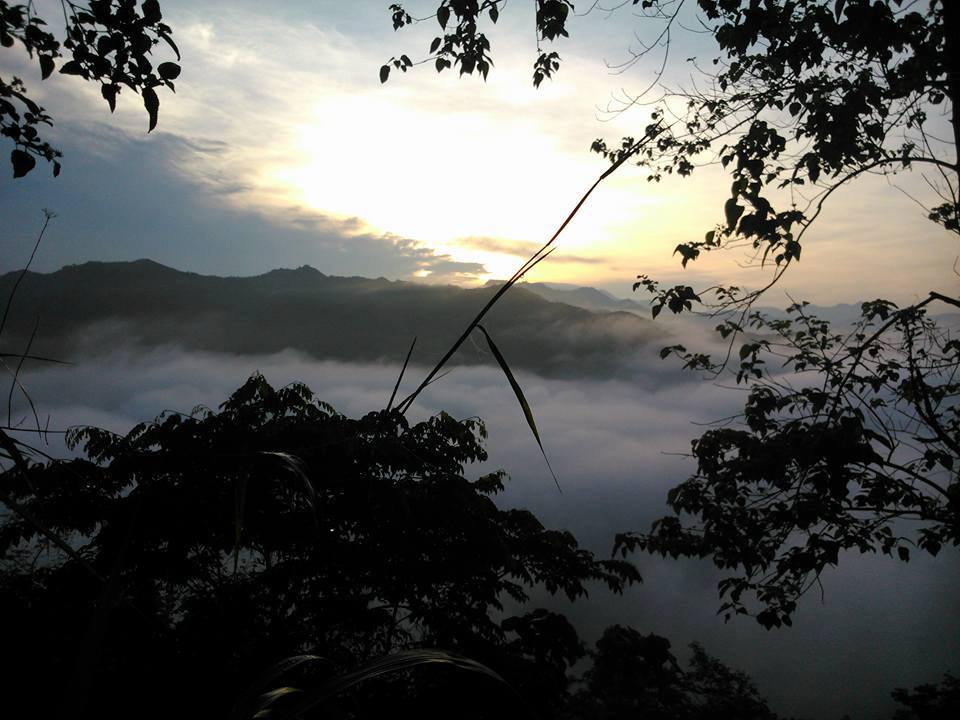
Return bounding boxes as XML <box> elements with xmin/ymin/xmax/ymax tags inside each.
<box><xmin>1</xmin><ymin>0</ymin><xmax>180</xmax><ymax>178</ymax></box>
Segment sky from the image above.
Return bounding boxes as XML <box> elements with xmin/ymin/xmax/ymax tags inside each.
<box><xmin>2</xmin><ymin>0</ymin><xmax>957</xmax><ymax>305</ymax></box>
<box><xmin>2</xmin><ymin>3</ymin><xmax>960</xmax><ymax>717</ymax></box>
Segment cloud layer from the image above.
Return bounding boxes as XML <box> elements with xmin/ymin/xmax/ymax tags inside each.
<box><xmin>7</xmin><ymin>348</ymin><xmax>959</xmax><ymax>719</ymax></box>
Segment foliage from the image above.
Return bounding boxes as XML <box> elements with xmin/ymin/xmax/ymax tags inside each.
<box><xmin>892</xmin><ymin>672</ymin><xmax>960</xmax><ymax>720</ymax></box>
<box><xmin>1</xmin><ymin>0</ymin><xmax>179</xmax><ymax>178</ymax></box>
<box><xmin>615</xmin><ymin>291</ymin><xmax>960</xmax><ymax>627</ymax></box>
<box><xmin>383</xmin><ymin>0</ymin><xmax>959</xmax><ymax>627</ymax></box>
<box><xmin>563</xmin><ymin>626</ymin><xmax>775</xmax><ymax>720</ymax></box>
<box><xmin>384</xmin><ymin>1</ymin><xmax>958</xmax><ymax>288</ymax></box>
<box><xmin>0</xmin><ymin>373</ymin><xmax>639</xmax><ymax>718</ymax></box>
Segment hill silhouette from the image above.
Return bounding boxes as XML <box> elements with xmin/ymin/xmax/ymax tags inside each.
<box><xmin>0</xmin><ymin>260</ymin><xmax>667</xmax><ymax>378</ymax></box>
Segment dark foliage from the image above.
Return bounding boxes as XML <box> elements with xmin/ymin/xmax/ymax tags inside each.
<box><xmin>382</xmin><ymin>0</ymin><xmax>959</xmax><ymax>628</ymax></box>
<box><xmin>892</xmin><ymin>672</ymin><xmax>960</xmax><ymax>720</ymax></box>
<box><xmin>619</xmin><ymin>292</ymin><xmax>960</xmax><ymax>627</ymax></box>
<box><xmin>1</xmin><ymin>0</ymin><xmax>179</xmax><ymax>178</ymax></box>
<box><xmin>563</xmin><ymin>626</ymin><xmax>775</xmax><ymax>720</ymax></box>
<box><xmin>384</xmin><ymin>1</ymin><xmax>957</xmax><ymax>286</ymax></box>
<box><xmin>0</xmin><ymin>373</ymin><xmax>639</xmax><ymax>718</ymax></box>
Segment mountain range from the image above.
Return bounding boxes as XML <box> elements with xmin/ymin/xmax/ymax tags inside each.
<box><xmin>0</xmin><ymin>260</ymin><xmax>668</xmax><ymax>379</ymax></box>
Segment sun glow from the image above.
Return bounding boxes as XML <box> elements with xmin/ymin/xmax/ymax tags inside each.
<box><xmin>265</xmin><ymin>91</ymin><xmax>665</xmax><ymax>283</ymax></box>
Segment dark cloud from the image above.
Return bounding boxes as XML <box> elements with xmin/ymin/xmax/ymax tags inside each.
<box><xmin>8</xmin><ymin>348</ymin><xmax>959</xmax><ymax>720</ymax></box>
<box><xmin>0</xmin><ymin>123</ymin><xmax>486</xmax><ymax>283</ymax></box>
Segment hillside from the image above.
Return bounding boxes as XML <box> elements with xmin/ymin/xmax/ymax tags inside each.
<box><xmin>0</xmin><ymin>260</ymin><xmax>667</xmax><ymax>378</ymax></box>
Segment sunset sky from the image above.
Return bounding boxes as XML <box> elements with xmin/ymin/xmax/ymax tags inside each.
<box><xmin>2</xmin><ymin>5</ymin><xmax>959</xmax><ymax>717</ymax></box>
<box><xmin>2</xmin><ymin>0</ymin><xmax>957</xmax><ymax>304</ymax></box>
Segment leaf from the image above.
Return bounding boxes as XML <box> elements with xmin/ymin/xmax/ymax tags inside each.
<box><xmin>805</xmin><ymin>154</ymin><xmax>820</xmax><ymax>183</ymax></box>
<box><xmin>141</xmin><ymin>0</ymin><xmax>162</xmax><ymax>24</ymax></box>
<box><xmin>39</xmin><ymin>55</ymin><xmax>55</xmax><ymax>80</ymax></box>
<box><xmin>897</xmin><ymin>546</ymin><xmax>910</xmax><ymax>562</ymax></box>
<box><xmin>476</xmin><ymin>325</ymin><xmax>560</xmax><ymax>492</ymax></box>
<box><xmin>379</xmin><ymin>64</ymin><xmax>390</xmax><ymax>83</ymax></box>
<box><xmin>724</xmin><ymin>198</ymin><xmax>744</xmax><ymax>229</ymax></box>
<box><xmin>157</xmin><ymin>62</ymin><xmax>181</xmax><ymax>80</ymax></box>
<box><xmin>101</xmin><ymin>83</ymin><xmax>118</xmax><ymax>112</ymax></box>
<box><xmin>429</xmin><ymin>36</ymin><xmax>441</xmax><ymax>54</ymax></box>
<box><xmin>437</xmin><ymin>4</ymin><xmax>450</xmax><ymax>28</ymax></box>
<box><xmin>59</xmin><ymin>60</ymin><xmax>84</xmax><ymax>76</ymax></box>
<box><xmin>489</xmin><ymin>5</ymin><xmax>499</xmax><ymax>22</ymax></box>
<box><xmin>11</xmin><ymin>149</ymin><xmax>35</xmax><ymax>178</ymax></box>
<box><xmin>159</xmin><ymin>31</ymin><xmax>181</xmax><ymax>60</ymax></box>
<box><xmin>142</xmin><ymin>86</ymin><xmax>159</xmax><ymax>132</ymax></box>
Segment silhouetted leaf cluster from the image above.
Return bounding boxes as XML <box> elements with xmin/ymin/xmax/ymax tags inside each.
<box><xmin>384</xmin><ymin>1</ymin><xmax>957</xmax><ymax>294</ymax></box>
<box><xmin>617</xmin><ymin>293</ymin><xmax>960</xmax><ymax>628</ymax></box>
<box><xmin>1</xmin><ymin>0</ymin><xmax>179</xmax><ymax>178</ymax></box>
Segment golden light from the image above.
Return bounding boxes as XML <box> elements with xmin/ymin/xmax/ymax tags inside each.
<box><xmin>263</xmin><ymin>90</ymin><xmax>671</xmax><ymax>284</ymax></box>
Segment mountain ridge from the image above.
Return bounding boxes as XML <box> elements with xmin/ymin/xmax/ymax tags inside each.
<box><xmin>0</xmin><ymin>260</ymin><xmax>668</xmax><ymax>379</ymax></box>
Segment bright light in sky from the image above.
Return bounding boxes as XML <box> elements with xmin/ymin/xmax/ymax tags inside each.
<box><xmin>264</xmin><ymin>88</ymin><xmax>664</xmax><ymax>284</ymax></box>
<box><xmin>2</xmin><ymin>0</ymin><xmax>956</xmax><ymax>301</ymax></box>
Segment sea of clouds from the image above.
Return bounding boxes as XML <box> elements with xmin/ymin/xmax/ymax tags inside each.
<box><xmin>7</xmin><ymin>347</ymin><xmax>959</xmax><ymax>718</ymax></box>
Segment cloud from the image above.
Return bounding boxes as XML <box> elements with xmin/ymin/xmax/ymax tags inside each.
<box><xmin>0</xmin><ymin>123</ymin><xmax>487</xmax><ymax>283</ymax></box>
<box><xmin>456</xmin><ymin>236</ymin><xmax>609</xmax><ymax>265</ymax></box>
<box><xmin>7</xmin><ymin>347</ymin><xmax>959</xmax><ymax>720</ymax></box>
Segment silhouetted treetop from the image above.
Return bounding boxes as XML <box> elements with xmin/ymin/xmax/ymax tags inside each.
<box><xmin>0</xmin><ymin>373</ymin><xmax>639</xmax><ymax>717</ymax></box>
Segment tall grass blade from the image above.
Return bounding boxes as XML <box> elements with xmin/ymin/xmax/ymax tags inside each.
<box><xmin>258</xmin><ymin>648</ymin><xmax>516</xmax><ymax>720</ymax></box>
<box><xmin>396</xmin><ymin>122</ymin><xmax>663</xmax><ymax>415</ymax></box>
<box><xmin>386</xmin><ymin>336</ymin><xmax>416</xmax><ymax>411</ymax></box>
<box><xmin>0</xmin><ymin>430</ymin><xmax>107</xmax><ymax>584</ymax></box>
<box><xmin>0</xmin><ymin>353</ymin><xmax>70</xmax><ymax>364</ymax></box>
<box><xmin>233</xmin><ymin>475</ymin><xmax>247</xmax><ymax>574</ymax></box>
<box><xmin>232</xmin><ymin>654</ymin><xmax>331</xmax><ymax>720</ymax></box>
<box><xmin>257</xmin><ymin>451</ymin><xmax>320</xmax><ymax>529</ymax></box>
<box><xmin>476</xmin><ymin>325</ymin><xmax>560</xmax><ymax>492</ymax></box>
<box><xmin>0</xmin><ymin>210</ymin><xmax>53</xmax><ymax>339</ymax></box>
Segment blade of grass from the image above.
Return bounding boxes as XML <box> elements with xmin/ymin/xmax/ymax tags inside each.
<box><xmin>0</xmin><ymin>429</ymin><xmax>106</xmax><ymax>584</ymax></box>
<box><xmin>476</xmin><ymin>325</ymin><xmax>560</xmax><ymax>492</ymax></box>
<box><xmin>6</xmin><ymin>316</ymin><xmax>42</xmax><ymax>430</ymax></box>
<box><xmin>232</xmin><ymin>655</ymin><xmax>330</xmax><ymax>720</ymax></box>
<box><xmin>233</xmin><ymin>475</ymin><xmax>247</xmax><ymax>574</ymax></box>
<box><xmin>0</xmin><ymin>209</ymin><xmax>53</xmax><ymax>340</ymax></box>
<box><xmin>0</xmin><ymin>353</ymin><xmax>70</xmax><ymax>364</ymax></box>
<box><xmin>395</xmin><ymin>123</ymin><xmax>663</xmax><ymax>415</ymax></box>
<box><xmin>265</xmin><ymin>649</ymin><xmax>518</xmax><ymax>720</ymax></box>
<box><xmin>386</xmin><ymin>336</ymin><xmax>416</xmax><ymax>411</ymax></box>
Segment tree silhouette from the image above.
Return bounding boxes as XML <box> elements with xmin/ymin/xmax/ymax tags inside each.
<box><xmin>563</xmin><ymin>627</ymin><xmax>775</xmax><ymax>720</ymax></box>
<box><xmin>0</xmin><ymin>373</ymin><xmax>639</xmax><ymax>718</ymax></box>
<box><xmin>892</xmin><ymin>672</ymin><xmax>960</xmax><ymax>720</ymax></box>
<box><xmin>1</xmin><ymin>0</ymin><xmax>179</xmax><ymax>178</ymax></box>
<box><xmin>615</xmin><ymin>292</ymin><xmax>960</xmax><ymax>627</ymax></box>
<box><xmin>384</xmin><ymin>1</ymin><xmax>957</xmax><ymax>285</ymax></box>
<box><xmin>382</xmin><ymin>0</ymin><xmax>960</xmax><ymax>625</ymax></box>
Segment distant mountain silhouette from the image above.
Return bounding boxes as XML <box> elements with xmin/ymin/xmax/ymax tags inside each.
<box><xmin>0</xmin><ymin>260</ymin><xmax>667</xmax><ymax>378</ymax></box>
<box><xmin>505</xmin><ymin>280</ymin><xmax>897</xmax><ymax>326</ymax></box>
<box><xmin>487</xmin><ymin>280</ymin><xmax>648</xmax><ymax>315</ymax></box>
